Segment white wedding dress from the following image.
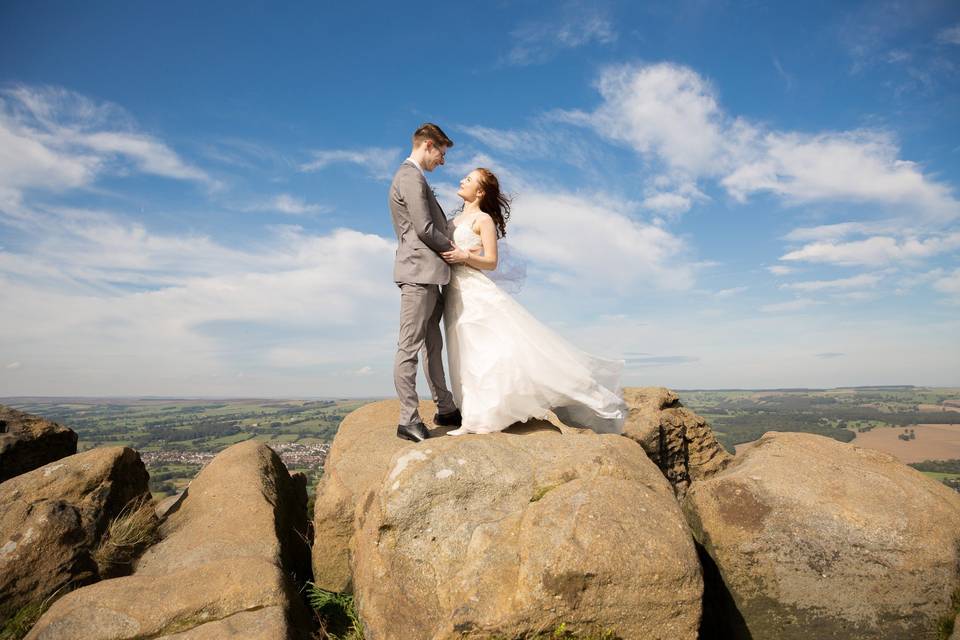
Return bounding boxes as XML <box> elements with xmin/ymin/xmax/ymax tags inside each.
<box><xmin>443</xmin><ymin>212</ymin><xmax>626</xmax><ymax>435</ymax></box>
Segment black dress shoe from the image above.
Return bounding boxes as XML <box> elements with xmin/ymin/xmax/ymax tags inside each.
<box><xmin>434</xmin><ymin>408</ymin><xmax>462</xmax><ymax>427</ymax></box>
<box><xmin>397</xmin><ymin>422</ymin><xmax>430</xmax><ymax>442</ymax></box>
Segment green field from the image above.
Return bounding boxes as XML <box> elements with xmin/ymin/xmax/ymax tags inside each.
<box><xmin>5</xmin><ymin>386</ymin><xmax>959</xmax><ymax>498</ymax></box>
<box><xmin>2</xmin><ymin>397</ymin><xmax>372</xmax><ymax>498</ymax></box>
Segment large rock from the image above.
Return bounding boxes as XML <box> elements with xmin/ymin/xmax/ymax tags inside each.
<box><xmin>312</xmin><ymin>399</ymin><xmax>587</xmax><ymax>593</ymax></box>
<box><xmin>26</xmin><ymin>557</ymin><xmax>297</xmax><ymax>640</ymax></box>
<box><xmin>0</xmin><ymin>446</ymin><xmax>150</xmax><ymax>621</ymax></box>
<box><xmin>327</xmin><ymin>400</ymin><xmax>702</xmax><ymax>640</ymax></box>
<box><xmin>683</xmin><ymin>431</ymin><xmax>960</xmax><ymax>640</ymax></box>
<box><xmin>27</xmin><ymin>440</ymin><xmax>312</xmax><ymax>639</ymax></box>
<box><xmin>311</xmin><ymin>399</ymin><xmax>449</xmax><ymax>592</ymax></box>
<box><xmin>0</xmin><ymin>405</ymin><xmax>78</xmax><ymax>483</ymax></box>
<box><xmin>622</xmin><ymin>387</ymin><xmax>732</xmax><ymax>497</ymax></box>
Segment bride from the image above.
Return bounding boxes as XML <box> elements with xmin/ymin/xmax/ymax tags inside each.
<box><xmin>440</xmin><ymin>168</ymin><xmax>626</xmax><ymax>435</ymax></box>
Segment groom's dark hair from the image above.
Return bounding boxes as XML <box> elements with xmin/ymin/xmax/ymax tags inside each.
<box><xmin>412</xmin><ymin>123</ymin><xmax>454</xmax><ymax>148</ymax></box>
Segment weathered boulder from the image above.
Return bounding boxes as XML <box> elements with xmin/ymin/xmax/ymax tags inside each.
<box><xmin>27</xmin><ymin>440</ymin><xmax>312</xmax><ymax>639</ymax></box>
<box><xmin>312</xmin><ymin>399</ymin><xmax>579</xmax><ymax>592</ymax></box>
<box><xmin>0</xmin><ymin>405</ymin><xmax>78</xmax><ymax>483</ymax></box>
<box><xmin>311</xmin><ymin>399</ymin><xmax>443</xmax><ymax>592</ymax></box>
<box><xmin>0</xmin><ymin>446</ymin><xmax>150</xmax><ymax>621</ymax></box>
<box><xmin>26</xmin><ymin>557</ymin><xmax>297</xmax><ymax>640</ymax></box>
<box><xmin>684</xmin><ymin>431</ymin><xmax>960</xmax><ymax>640</ymax></box>
<box><xmin>622</xmin><ymin>387</ymin><xmax>732</xmax><ymax>497</ymax></box>
<box><xmin>332</xmin><ymin>400</ymin><xmax>702</xmax><ymax>640</ymax></box>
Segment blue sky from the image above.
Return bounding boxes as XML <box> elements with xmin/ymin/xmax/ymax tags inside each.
<box><xmin>1</xmin><ymin>0</ymin><xmax>958</xmax><ymax>396</ymax></box>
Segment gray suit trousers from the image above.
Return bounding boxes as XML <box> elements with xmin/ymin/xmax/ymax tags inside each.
<box><xmin>394</xmin><ymin>282</ymin><xmax>457</xmax><ymax>426</ymax></box>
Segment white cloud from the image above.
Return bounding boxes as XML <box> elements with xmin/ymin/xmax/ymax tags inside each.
<box><xmin>933</xmin><ymin>268</ymin><xmax>960</xmax><ymax>299</ymax></box>
<box><xmin>722</xmin><ymin>130</ymin><xmax>959</xmax><ymax>218</ymax></box>
<box><xmin>243</xmin><ymin>194</ymin><xmax>327</xmax><ymax>216</ymax></box>
<box><xmin>564</xmin><ymin>62</ymin><xmax>726</xmax><ymax>175</ymax></box>
<box><xmin>508</xmin><ymin>188</ymin><xmax>696</xmax><ymax>292</ymax></box>
<box><xmin>0</xmin><ymin>85</ymin><xmax>215</xmax><ymax>199</ymax></box>
<box><xmin>6</xmin><ymin>362</ymin><xmax>21</xmax><ymax>369</ymax></box>
<box><xmin>780</xmin><ymin>273</ymin><xmax>882</xmax><ymax>292</ymax></box>
<box><xmin>0</xmin><ymin>205</ymin><xmax>400</xmax><ymax>395</ymax></box>
<box><xmin>783</xmin><ymin>221</ymin><xmax>895</xmax><ymax>242</ymax></box>
<box><xmin>780</xmin><ymin>232</ymin><xmax>960</xmax><ymax>267</ymax></box>
<box><xmin>642</xmin><ymin>191</ymin><xmax>693</xmax><ymax>216</ymax></box>
<box><xmin>760</xmin><ymin>298</ymin><xmax>821</xmax><ymax>313</ymax></box>
<box><xmin>299</xmin><ymin>147</ymin><xmax>401</xmax><ymax>180</ymax></box>
<box><xmin>766</xmin><ymin>265</ymin><xmax>795</xmax><ymax>276</ymax></box>
<box><xmin>559</xmin><ymin>62</ymin><xmax>960</xmax><ymax>220</ymax></box>
<box><xmin>715</xmin><ymin>286</ymin><xmax>747</xmax><ymax>297</ymax></box>
<box><xmin>505</xmin><ymin>11</ymin><xmax>616</xmax><ymax>66</ymax></box>
<box><xmin>936</xmin><ymin>24</ymin><xmax>960</xmax><ymax>46</ymax></box>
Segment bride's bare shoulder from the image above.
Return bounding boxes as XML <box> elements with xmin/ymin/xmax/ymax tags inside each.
<box><xmin>472</xmin><ymin>211</ymin><xmax>495</xmax><ymax>234</ymax></box>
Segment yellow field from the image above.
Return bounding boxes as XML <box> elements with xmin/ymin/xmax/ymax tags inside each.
<box><xmin>849</xmin><ymin>424</ymin><xmax>960</xmax><ymax>463</ymax></box>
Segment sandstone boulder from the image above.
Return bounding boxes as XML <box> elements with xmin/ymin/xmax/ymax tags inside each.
<box><xmin>622</xmin><ymin>387</ymin><xmax>732</xmax><ymax>497</ymax></box>
<box><xmin>683</xmin><ymin>431</ymin><xmax>960</xmax><ymax>640</ymax></box>
<box><xmin>311</xmin><ymin>399</ymin><xmax>581</xmax><ymax>592</ymax></box>
<box><xmin>311</xmin><ymin>399</ymin><xmax>444</xmax><ymax>592</ymax></box>
<box><xmin>0</xmin><ymin>446</ymin><xmax>150</xmax><ymax>621</ymax></box>
<box><xmin>27</xmin><ymin>440</ymin><xmax>312</xmax><ymax>639</ymax></box>
<box><xmin>0</xmin><ymin>405</ymin><xmax>78</xmax><ymax>483</ymax></box>
<box><xmin>337</xmin><ymin>400</ymin><xmax>702</xmax><ymax>640</ymax></box>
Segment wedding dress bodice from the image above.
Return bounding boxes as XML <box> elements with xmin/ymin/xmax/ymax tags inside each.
<box><xmin>452</xmin><ymin>214</ymin><xmax>483</xmax><ymax>252</ymax></box>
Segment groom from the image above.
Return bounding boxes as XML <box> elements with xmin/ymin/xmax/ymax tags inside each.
<box><xmin>389</xmin><ymin>123</ymin><xmax>463</xmax><ymax>442</ymax></box>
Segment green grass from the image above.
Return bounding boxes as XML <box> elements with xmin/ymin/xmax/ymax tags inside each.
<box><xmin>307</xmin><ymin>583</ymin><xmax>364</xmax><ymax>640</ymax></box>
<box><xmin>937</xmin><ymin>586</ymin><xmax>960</xmax><ymax>639</ymax></box>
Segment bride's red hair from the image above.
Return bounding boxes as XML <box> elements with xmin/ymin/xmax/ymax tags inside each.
<box><xmin>475</xmin><ymin>168</ymin><xmax>511</xmax><ymax>238</ymax></box>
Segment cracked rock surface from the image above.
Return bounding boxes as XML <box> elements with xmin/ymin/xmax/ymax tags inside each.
<box><xmin>26</xmin><ymin>440</ymin><xmax>311</xmax><ymax>640</ymax></box>
<box><xmin>683</xmin><ymin>431</ymin><xmax>960</xmax><ymax>640</ymax></box>
<box><xmin>0</xmin><ymin>446</ymin><xmax>150</xmax><ymax>621</ymax></box>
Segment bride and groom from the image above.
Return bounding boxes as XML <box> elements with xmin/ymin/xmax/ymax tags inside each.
<box><xmin>390</xmin><ymin>123</ymin><xmax>625</xmax><ymax>443</ymax></box>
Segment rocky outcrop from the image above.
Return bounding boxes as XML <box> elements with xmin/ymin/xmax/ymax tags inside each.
<box><xmin>26</xmin><ymin>440</ymin><xmax>312</xmax><ymax>640</ymax></box>
<box><xmin>317</xmin><ymin>399</ymin><xmax>703</xmax><ymax>640</ymax></box>
<box><xmin>0</xmin><ymin>446</ymin><xmax>150</xmax><ymax>622</ymax></box>
<box><xmin>311</xmin><ymin>399</ymin><xmax>440</xmax><ymax>592</ymax></box>
<box><xmin>622</xmin><ymin>387</ymin><xmax>732</xmax><ymax>497</ymax></box>
<box><xmin>0</xmin><ymin>405</ymin><xmax>78</xmax><ymax>483</ymax></box>
<box><xmin>683</xmin><ymin>431</ymin><xmax>960</xmax><ymax>640</ymax></box>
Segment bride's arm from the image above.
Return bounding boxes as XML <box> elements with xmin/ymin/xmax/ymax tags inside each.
<box><xmin>462</xmin><ymin>214</ymin><xmax>498</xmax><ymax>271</ymax></box>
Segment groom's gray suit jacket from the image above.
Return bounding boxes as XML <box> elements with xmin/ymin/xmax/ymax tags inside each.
<box><xmin>389</xmin><ymin>160</ymin><xmax>454</xmax><ymax>284</ymax></box>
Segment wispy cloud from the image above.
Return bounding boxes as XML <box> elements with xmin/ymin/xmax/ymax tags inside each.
<box><xmin>0</xmin><ymin>85</ymin><xmax>217</xmax><ymax>200</ymax></box>
<box><xmin>715</xmin><ymin>286</ymin><xmax>747</xmax><ymax>297</ymax></box>
<box><xmin>0</xmin><ymin>203</ymin><xmax>399</xmax><ymax>394</ymax></box>
<box><xmin>780</xmin><ymin>232</ymin><xmax>960</xmax><ymax>267</ymax></box>
<box><xmin>244</xmin><ymin>193</ymin><xmax>328</xmax><ymax>216</ymax></box>
<box><xmin>772</xmin><ymin>56</ymin><xmax>795</xmax><ymax>90</ymax></box>
<box><xmin>933</xmin><ymin>268</ymin><xmax>960</xmax><ymax>301</ymax></box>
<box><xmin>937</xmin><ymin>24</ymin><xmax>960</xmax><ymax>45</ymax></box>
<box><xmin>780</xmin><ymin>273</ymin><xmax>882</xmax><ymax>291</ymax></box>
<box><xmin>299</xmin><ymin>147</ymin><xmax>401</xmax><ymax>180</ymax></box>
<box><xmin>760</xmin><ymin>298</ymin><xmax>821</xmax><ymax>313</ymax></box>
<box><xmin>766</xmin><ymin>265</ymin><xmax>795</xmax><ymax>276</ymax></box>
<box><xmin>504</xmin><ymin>9</ymin><xmax>616</xmax><ymax>66</ymax></box>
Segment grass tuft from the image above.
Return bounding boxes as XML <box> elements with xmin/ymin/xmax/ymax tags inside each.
<box><xmin>93</xmin><ymin>495</ymin><xmax>160</xmax><ymax>577</ymax></box>
<box><xmin>0</xmin><ymin>585</ymin><xmax>70</xmax><ymax>640</ymax></box>
<box><xmin>307</xmin><ymin>583</ymin><xmax>364</xmax><ymax>640</ymax></box>
<box><xmin>936</xmin><ymin>585</ymin><xmax>960</xmax><ymax>639</ymax></box>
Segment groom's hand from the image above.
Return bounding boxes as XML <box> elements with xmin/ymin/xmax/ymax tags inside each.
<box><xmin>441</xmin><ymin>246</ymin><xmax>470</xmax><ymax>264</ymax></box>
